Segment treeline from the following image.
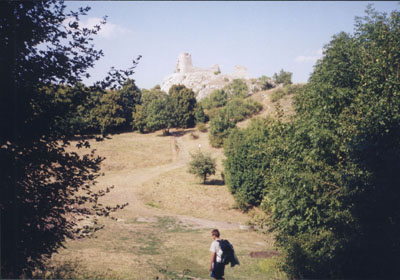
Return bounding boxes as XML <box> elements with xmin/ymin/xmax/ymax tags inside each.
<box><xmin>43</xmin><ymin>81</ymin><xmax>204</xmax><ymax>137</ymax></box>
<box><xmin>223</xmin><ymin>6</ymin><xmax>400</xmax><ymax>278</ymax></box>
<box><xmin>48</xmin><ymin>76</ymin><xmax>273</xmax><ymax>139</ymax></box>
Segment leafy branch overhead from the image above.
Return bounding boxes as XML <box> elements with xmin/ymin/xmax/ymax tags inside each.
<box><xmin>0</xmin><ymin>1</ymin><xmax>136</xmax><ymax>277</ymax></box>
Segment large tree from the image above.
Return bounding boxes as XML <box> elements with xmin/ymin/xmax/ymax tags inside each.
<box><xmin>169</xmin><ymin>84</ymin><xmax>197</xmax><ymax>128</ymax></box>
<box><xmin>264</xmin><ymin>6</ymin><xmax>400</xmax><ymax>278</ymax></box>
<box><xmin>0</xmin><ymin>1</ymin><xmax>136</xmax><ymax>277</ymax></box>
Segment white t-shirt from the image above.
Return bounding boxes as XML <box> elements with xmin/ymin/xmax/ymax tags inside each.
<box><xmin>210</xmin><ymin>239</ymin><xmax>223</xmax><ymax>263</ymax></box>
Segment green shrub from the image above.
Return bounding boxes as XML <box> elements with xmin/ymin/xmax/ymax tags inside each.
<box><xmin>201</xmin><ymin>89</ymin><xmax>228</xmax><ymax>110</ymax></box>
<box><xmin>195</xmin><ymin>104</ymin><xmax>208</xmax><ymax>123</ymax></box>
<box><xmin>224</xmin><ymin>98</ymin><xmax>263</xmax><ymax>122</ymax></box>
<box><xmin>273</xmin><ymin>69</ymin><xmax>293</xmax><ymax>86</ymax></box>
<box><xmin>270</xmin><ymin>84</ymin><xmax>304</xmax><ymax>102</ymax></box>
<box><xmin>208</xmin><ymin>98</ymin><xmax>263</xmax><ymax>148</ymax></box>
<box><xmin>257</xmin><ymin>75</ymin><xmax>274</xmax><ymax>90</ymax></box>
<box><xmin>224</xmin><ymin>79</ymin><xmax>249</xmax><ymax>99</ymax></box>
<box><xmin>224</xmin><ymin>118</ymin><xmax>276</xmax><ymax>209</ymax></box>
<box><xmin>208</xmin><ymin>110</ymin><xmax>235</xmax><ymax>148</ymax></box>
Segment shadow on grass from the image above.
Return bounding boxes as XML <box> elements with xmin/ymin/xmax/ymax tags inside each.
<box><xmin>206</xmin><ymin>179</ymin><xmax>225</xmax><ymax>186</ymax></box>
<box><xmin>170</xmin><ymin>129</ymin><xmax>196</xmax><ymax>137</ymax></box>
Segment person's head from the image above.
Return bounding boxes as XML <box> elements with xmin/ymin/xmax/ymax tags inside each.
<box><xmin>211</xmin><ymin>229</ymin><xmax>220</xmax><ymax>239</ymax></box>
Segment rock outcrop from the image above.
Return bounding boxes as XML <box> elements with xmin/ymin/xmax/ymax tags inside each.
<box><xmin>161</xmin><ymin>52</ymin><xmax>250</xmax><ymax>100</ymax></box>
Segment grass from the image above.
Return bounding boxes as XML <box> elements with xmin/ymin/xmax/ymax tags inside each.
<box><xmin>43</xmin><ymin>95</ymin><xmax>293</xmax><ymax>279</ymax></box>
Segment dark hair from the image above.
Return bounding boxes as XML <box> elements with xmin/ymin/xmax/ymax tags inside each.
<box><xmin>211</xmin><ymin>229</ymin><xmax>220</xmax><ymax>237</ymax></box>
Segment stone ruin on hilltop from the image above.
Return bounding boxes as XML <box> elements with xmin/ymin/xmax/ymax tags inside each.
<box><xmin>160</xmin><ymin>52</ymin><xmax>253</xmax><ymax>100</ymax></box>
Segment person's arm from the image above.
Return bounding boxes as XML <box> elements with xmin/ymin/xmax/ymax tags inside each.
<box><xmin>210</xmin><ymin>252</ymin><xmax>216</xmax><ymax>271</ymax></box>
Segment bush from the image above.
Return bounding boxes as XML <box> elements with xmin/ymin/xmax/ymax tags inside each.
<box><xmin>208</xmin><ymin>98</ymin><xmax>263</xmax><ymax>148</ymax></box>
<box><xmin>257</xmin><ymin>75</ymin><xmax>274</xmax><ymax>90</ymax></box>
<box><xmin>208</xmin><ymin>110</ymin><xmax>235</xmax><ymax>148</ymax></box>
<box><xmin>188</xmin><ymin>151</ymin><xmax>216</xmax><ymax>184</ymax></box>
<box><xmin>224</xmin><ymin>98</ymin><xmax>263</xmax><ymax>123</ymax></box>
<box><xmin>270</xmin><ymin>84</ymin><xmax>304</xmax><ymax>102</ymax></box>
<box><xmin>196</xmin><ymin>122</ymin><xmax>208</xmax><ymax>133</ymax></box>
<box><xmin>273</xmin><ymin>69</ymin><xmax>293</xmax><ymax>86</ymax></box>
<box><xmin>201</xmin><ymin>89</ymin><xmax>228</xmax><ymax>110</ymax></box>
<box><xmin>224</xmin><ymin>79</ymin><xmax>249</xmax><ymax>99</ymax></box>
<box><xmin>224</xmin><ymin>118</ymin><xmax>278</xmax><ymax>210</ymax></box>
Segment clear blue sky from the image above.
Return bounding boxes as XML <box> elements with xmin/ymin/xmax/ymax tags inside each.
<box><xmin>66</xmin><ymin>1</ymin><xmax>399</xmax><ymax>89</ymax></box>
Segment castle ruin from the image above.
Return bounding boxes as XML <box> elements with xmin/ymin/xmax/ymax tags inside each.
<box><xmin>161</xmin><ymin>52</ymin><xmax>249</xmax><ymax>100</ymax></box>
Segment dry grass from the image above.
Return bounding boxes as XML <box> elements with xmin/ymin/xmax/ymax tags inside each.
<box><xmin>46</xmin><ymin>99</ymin><xmax>289</xmax><ymax>279</ymax></box>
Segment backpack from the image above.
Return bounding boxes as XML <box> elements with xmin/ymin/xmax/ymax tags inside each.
<box><xmin>217</xmin><ymin>239</ymin><xmax>239</xmax><ymax>267</ymax></box>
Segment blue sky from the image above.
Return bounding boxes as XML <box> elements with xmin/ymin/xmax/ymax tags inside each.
<box><xmin>66</xmin><ymin>1</ymin><xmax>399</xmax><ymax>89</ymax></box>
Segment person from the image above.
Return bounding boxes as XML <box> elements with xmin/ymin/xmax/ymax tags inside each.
<box><xmin>209</xmin><ymin>229</ymin><xmax>225</xmax><ymax>280</ymax></box>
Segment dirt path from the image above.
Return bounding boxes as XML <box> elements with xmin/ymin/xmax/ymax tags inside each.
<box><xmin>102</xmin><ymin>132</ymin><xmax>241</xmax><ymax>230</ymax></box>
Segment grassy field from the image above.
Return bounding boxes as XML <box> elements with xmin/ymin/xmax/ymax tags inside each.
<box><xmin>44</xmin><ymin>89</ymin><xmax>292</xmax><ymax>279</ymax></box>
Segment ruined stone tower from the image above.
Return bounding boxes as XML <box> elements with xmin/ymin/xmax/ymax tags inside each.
<box><xmin>161</xmin><ymin>52</ymin><xmax>250</xmax><ymax>100</ymax></box>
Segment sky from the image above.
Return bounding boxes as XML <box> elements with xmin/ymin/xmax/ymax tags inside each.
<box><xmin>65</xmin><ymin>1</ymin><xmax>399</xmax><ymax>90</ymax></box>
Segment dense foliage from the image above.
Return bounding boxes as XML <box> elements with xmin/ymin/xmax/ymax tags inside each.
<box><xmin>145</xmin><ymin>94</ymin><xmax>175</xmax><ymax>135</ymax></box>
<box><xmin>132</xmin><ymin>84</ymin><xmax>198</xmax><ymax>134</ymax></box>
<box><xmin>168</xmin><ymin>84</ymin><xmax>197</xmax><ymax>128</ymax></box>
<box><xmin>209</xmin><ymin>98</ymin><xmax>263</xmax><ymax>147</ymax></box>
<box><xmin>223</xmin><ymin>6</ymin><xmax>400</xmax><ymax>278</ymax></box>
<box><xmin>201</xmin><ymin>89</ymin><xmax>228</xmax><ymax>110</ymax></box>
<box><xmin>0</xmin><ymin>1</ymin><xmax>134</xmax><ymax>277</ymax></box>
<box><xmin>224</xmin><ymin>118</ymin><xmax>275</xmax><ymax>209</ymax></box>
<box><xmin>132</xmin><ymin>85</ymin><xmax>166</xmax><ymax>133</ymax></box>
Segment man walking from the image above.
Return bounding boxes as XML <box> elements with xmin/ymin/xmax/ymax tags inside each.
<box><xmin>209</xmin><ymin>229</ymin><xmax>225</xmax><ymax>280</ymax></box>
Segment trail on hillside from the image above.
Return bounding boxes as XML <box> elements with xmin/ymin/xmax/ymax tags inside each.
<box><xmin>103</xmin><ymin>132</ymin><xmax>241</xmax><ymax>230</ymax></box>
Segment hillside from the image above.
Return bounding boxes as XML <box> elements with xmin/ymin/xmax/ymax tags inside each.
<box><xmin>44</xmin><ymin>88</ymin><xmax>294</xmax><ymax>279</ymax></box>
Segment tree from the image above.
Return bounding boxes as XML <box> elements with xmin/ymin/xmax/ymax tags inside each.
<box><xmin>195</xmin><ymin>103</ymin><xmax>208</xmax><ymax>124</ymax></box>
<box><xmin>118</xmin><ymin>79</ymin><xmax>142</xmax><ymax>129</ymax></box>
<box><xmin>132</xmin><ymin>104</ymin><xmax>147</xmax><ymax>132</ymax></box>
<box><xmin>95</xmin><ymin>90</ymin><xmax>126</xmax><ymax>136</ymax></box>
<box><xmin>146</xmin><ymin>95</ymin><xmax>175</xmax><ymax>135</ymax></box>
<box><xmin>0</xmin><ymin>1</ymin><xmax>135</xmax><ymax>277</ymax></box>
<box><xmin>188</xmin><ymin>151</ymin><xmax>216</xmax><ymax>184</ymax></box>
<box><xmin>132</xmin><ymin>86</ymin><xmax>167</xmax><ymax>133</ymax></box>
<box><xmin>273</xmin><ymin>69</ymin><xmax>292</xmax><ymax>86</ymax></box>
<box><xmin>169</xmin><ymin>84</ymin><xmax>197</xmax><ymax>128</ymax></box>
<box><xmin>208</xmin><ymin>109</ymin><xmax>236</xmax><ymax>148</ymax></box>
<box><xmin>261</xmin><ymin>6</ymin><xmax>400</xmax><ymax>278</ymax></box>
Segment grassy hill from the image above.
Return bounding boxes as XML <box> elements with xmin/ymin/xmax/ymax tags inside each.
<box><xmin>42</xmin><ymin>87</ymin><xmax>295</xmax><ymax>279</ymax></box>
